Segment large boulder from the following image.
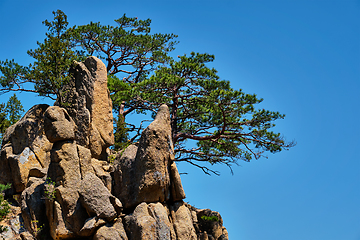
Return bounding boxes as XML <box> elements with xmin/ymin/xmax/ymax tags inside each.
<box><xmin>77</xmin><ymin>145</ymin><xmax>95</xmax><ymax>179</ymax></box>
<box><xmin>93</xmin><ymin>218</ymin><xmax>128</xmax><ymax>240</ymax></box>
<box><xmin>56</xmin><ymin>56</ymin><xmax>114</xmax><ymax>159</ymax></box>
<box><xmin>79</xmin><ymin>172</ymin><xmax>121</xmax><ymax>222</ymax></box>
<box><xmin>20</xmin><ymin>178</ymin><xmax>50</xmax><ymax>239</ymax></box>
<box><xmin>170</xmin><ymin>161</ymin><xmax>186</xmax><ymax>201</ymax></box>
<box><xmin>197</xmin><ymin>209</ymin><xmax>225</xmax><ymax>240</ymax></box>
<box><xmin>0</xmin><ymin>104</ymin><xmax>52</xmax><ymax>192</ymax></box>
<box><xmin>113</xmin><ymin>144</ymin><xmax>138</xmax><ymax>208</ymax></box>
<box><xmin>45</xmin><ymin>141</ymin><xmax>122</xmax><ymax>239</ymax></box>
<box><xmin>47</xmin><ymin>141</ymin><xmax>82</xmax><ymax>187</ymax></box>
<box><xmin>91</xmin><ymin>158</ymin><xmax>113</xmax><ymax>192</ymax></box>
<box><xmin>114</xmin><ymin>105</ymin><xmax>185</xmax><ymax>209</ymax></box>
<box><xmin>170</xmin><ymin>202</ymin><xmax>197</xmax><ymax>240</ymax></box>
<box><xmin>124</xmin><ymin>202</ymin><xmax>176</xmax><ymax>240</ymax></box>
<box><xmin>45</xmin><ymin>140</ymin><xmax>86</xmax><ymax>238</ymax></box>
<box><xmin>44</xmin><ymin>106</ymin><xmax>75</xmax><ymax>143</ymax></box>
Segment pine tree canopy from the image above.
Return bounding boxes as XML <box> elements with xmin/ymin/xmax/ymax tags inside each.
<box><xmin>0</xmin><ymin>10</ymin><xmax>295</xmax><ymax>174</ymax></box>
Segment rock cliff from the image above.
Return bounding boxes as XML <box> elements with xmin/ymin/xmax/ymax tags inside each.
<box><xmin>0</xmin><ymin>56</ymin><xmax>229</xmax><ymax>240</ymax></box>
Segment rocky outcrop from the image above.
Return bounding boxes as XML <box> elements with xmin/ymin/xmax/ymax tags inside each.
<box><xmin>113</xmin><ymin>104</ymin><xmax>186</xmax><ymax>209</ymax></box>
<box><xmin>124</xmin><ymin>202</ymin><xmax>176</xmax><ymax>240</ymax></box>
<box><xmin>56</xmin><ymin>56</ymin><xmax>114</xmax><ymax>159</ymax></box>
<box><xmin>0</xmin><ymin>56</ymin><xmax>229</xmax><ymax>240</ymax></box>
<box><xmin>0</xmin><ymin>104</ymin><xmax>52</xmax><ymax>193</ymax></box>
<box><xmin>44</xmin><ymin>106</ymin><xmax>75</xmax><ymax>143</ymax></box>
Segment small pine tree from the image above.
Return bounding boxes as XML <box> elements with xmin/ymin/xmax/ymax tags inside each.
<box><xmin>0</xmin><ymin>94</ymin><xmax>24</xmax><ymax>144</ymax></box>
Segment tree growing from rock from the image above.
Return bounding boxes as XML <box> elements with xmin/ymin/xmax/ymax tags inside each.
<box><xmin>0</xmin><ymin>10</ymin><xmax>294</xmax><ymax>174</ymax></box>
<box><xmin>135</xmin><ymin>52</ymin><xmax>294</xmax><ymax>174</ymax></box>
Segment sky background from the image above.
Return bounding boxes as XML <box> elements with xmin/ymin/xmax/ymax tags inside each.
<box><xmin>0</xmin><ymin>0</ymin><xmax>359</xmax><ymax>239</ymax></box>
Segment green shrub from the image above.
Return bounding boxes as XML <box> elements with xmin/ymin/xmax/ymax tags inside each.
<box><xmin>0</xmin><ymin>183</ymin><xmax>11</xmax><ymax>233</ymax></box>
<box><xmin>44</xmin><ymin>178</ymin><xmax>56</xmax><ymax>200</ymax></box>
<box><xmin>201</xmin><ymin>215</ymin><xmax>219</xmax><ymax>222</ymax></box>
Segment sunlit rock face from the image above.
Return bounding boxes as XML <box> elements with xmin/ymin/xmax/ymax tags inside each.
<box><xmin>56</xmin><ymin>56</ymin><xmax>114</xmax><ymax>160</ymax></box>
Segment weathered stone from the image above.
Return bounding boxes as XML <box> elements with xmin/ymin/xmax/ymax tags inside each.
<box><xmin>170</xmin><ymin>201</ymin><xmax>197</xmax><ymax>240</ymax></box>
<box><xmin>2</xmin><ymin>104</ymin><xmax>50</xmax><ymax>155</ymax></box>
<box><xmin>197</xmin><ymin>209</ymin><xmax>224</xmax><ymax>240</ymax></box>
<box><xmin>7</xmin><ymin>147</ymin><xmax>43</xmax><ymax>193</ymax></box>
<box><xmin>46</xmin><ymin>140</ymin><xmax>88</xmax><ymax>238</ymax></box>
<box><xmin>148</xmin><ymin>202</ymin><xmax>177</xmax><ymax>240</ymax></box>
<box><xmin>28</xmin><ymin>167</ymin><xmax>47</xmax><ymax>178</ymax></box>
<box><xmin>112</xmin><ymin>217</ymin><xmax>128</xmax><ymax>239</ymax></box>
<box><xmin>124</xmin><ymin>202</ymin><xmax>176</xmax><ymax>240</ymax></box>
<box><xmin>57</xmin><ymin>56</ymin><xmax>114</xmax><ymax>159</ymax></box>
<box><xmin>0</xmin><ymin>144</ymin><xmax>14</xmax><ymax>186</ymax></box>
<box><xmin>20</xmin><ymin>231</ymin><xmax>36</xmax><ymax>240</ymax></box>
<box><xmin>113</xmin><ymin>144</ymin><xmax>138</xmax><ymax>208</ymax></box>
<box><xmin>47</xmin><ymin>140</ymin><xmax>81</xmax><ymax>187</ymax></box>
<box><xmin>1</xmin><ymin>105</ymin><xmax>52</xmax><ymax>181</ymax></box>
<box><xmin>0</xmin><ymin>227</ymin><xmax>19</xmax><ymax>240</ymax></box>
<box><xmin>57</xmin><ymin>185</ymin><xmax>88</xmax><ymax>234</ymax></box>
<box><xmin>199</xmin><ymin>232</ymin><xmax>209</xmax><ymax>240</ymax></box>
<box><xmin>79</xmin><ymin>216</ymin><xmax>106</xmax><ymax>237</ymax></box>
<box><xmin>191</xmin><ymin>210</ymin><xmax>198</xmax><ymax>224</ymax></box>
<box><xmin>46</xmin><ymin>200</ymin><xmax>75</xmax><ymax>240</ymax></box>
<box><xmin>93</xmin><ymin>218</ymin><xmax>128</xmax><ymax>240</ymax></box>
<box><xmin>0</xmin><ymin>56</ymin><xmax>230</xmax><ymax>239</ymax></box>
<box><xmin>0</xmin><ymin>104</ymin><xmax>52</xmax><ymax>192</ymax></box>
<box><xmin>20</xmin><ymin>178</ymin><xmax>48</xmax><ymax>239</ymax></box>
<box><xmin>77</xmin><ymin>145</ymin><xmax>95</xmax><ymax>179</ymax></box>
<box><xmin>44</xmin><ymin>106</ymin><xmax>75</xmax><ymax>143</ymax></box>
<box><xmin>120</xmin><ymin>105</ymin><xmax>175</xmax><ymax>209</ymax></box>
<box><xmin>9</xmin><ymin>214</ymin><xmax>23</xmax><ymax>235</ymax></box>
<box><xmin>79</xmin><ymin>172</ymin><xmax>118</xmax><ymax>222</ymax></box>
<box><xmin>92</xmin><ymin>158</ymin><xmax>113</xmax><ymax>191</ymax></box>
<box><xmin>170</xmin><ymin>161</ymin><xmax>186</xmax><ymax>201</ymax></box>
<box><xmin>124</xmin><ymin>202</ymin><xmax>156</xmax><ymax>239</ymax></box>
<box><xmin>0</xmin><ymin>206</ymin><xmax>26</xmax><ymax>240</ymax></box>
<box><xmin>219</xmin><ymin>227</ymin><xmax>229</xmax><ymax>240</ymax></box>
<box><xmin>45</xmin><ymin>140</ymin><xmax>121</xmax><ymax>239</ymax></box>
<box><xmin>113</xmin><ymin>105</ymin><xmax>185</xmax><ymax>209</ymax></box>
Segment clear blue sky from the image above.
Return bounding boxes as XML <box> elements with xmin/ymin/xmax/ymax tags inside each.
<box><xmin>0</xmin><ymin>1</ymin><xmax>359</xmax><ymax>239</ymax></box>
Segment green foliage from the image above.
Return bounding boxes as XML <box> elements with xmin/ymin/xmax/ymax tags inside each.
<box><xmin>0</xmin><ymin>10</ymin><xmax>83</xmax><ymax>100</ymax></box>
<box><xmin>136</xmin><ymin>52</ymin><xmax>295</xmax><ymax>174</ymax></box>
<box><xmin>67</xmin><ymin>14</ymin><xmax>178</xmax><ymax>144</ymax></box>
<box><xmin>31</xmin><ymin>220</ymin><xmax>44</xmax><ymax>235</ymax></box>
<box><xmin>108</xmin><ymin>154</ymin><xmax>116</xmax><ymax>164</ymax></box>
<box><xmin>201</xmin><ymin>215</ymin><xmax>219</xmax><ymax>222</ymax></box>
<box><xmin>0</xmin><ymin>60</ymin><xmax>29</xmax><ymax>89</ymax></box>
<box><xmin>0</xmin><ymin>94</ymin><xmax>24</xmax><ymax>144</ymax></box>
<box><xmin>5</xmin><ymin>94</ymin><xmax>24</xmax><ymax>125</ymax></box>
<box><xmin>68</xmin><ymin>14</ymin><xmax>177</xmax><ymax>82</ymax></box>
<box><xmin>113</xmin><ymin>114</ymin><xmax>130</xmax><ymax>151</ymax></box>
<box><xmin>44</xmin><ymin>178</ymin><xmax>56</xmax><ymax>200</ymax></box>
<box><xmin>0</xmin><ymin>10</ymin><xmax>295</xmax><ymax>174</ymax></box>
<box><xmin>0</xmin><ymin>183</ymin><xmax>11</xmax><ymax>233</ymax></box>
<box><xmin>27</xmin><ymin>10</ymin><xmax>84</xmax><ymax>99</ymax></box>
<box><xmin>0</xmin><ymin>104</ymin><xmax>8</xmax><ymax>140</ymax></box>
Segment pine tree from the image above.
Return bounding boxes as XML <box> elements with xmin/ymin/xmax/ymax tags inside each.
<box><xmin>0</xmin><ymin>10</ymin><xmax>82</xmax><ymax>100</ymax></box>
<box><xmin>0</xmin><ymin>11</ymin><xmax>295</xmax><ymax>174</ymax></box>
<box><xmin>135</xmin><ymin>52</ymin><xmax>295</xmax><ymax>174</ymax></box>
<box><xmin>0</xmin><ymin>94</ymin><xmax>24</xmax><ymax>144</ymax></box>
